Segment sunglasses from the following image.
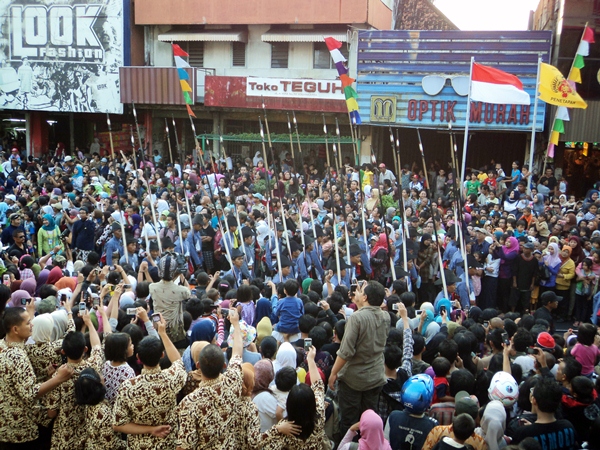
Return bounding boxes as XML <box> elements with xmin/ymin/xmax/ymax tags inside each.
<box><xmin>422</xmin><ymin>75</ymin><xmax>469</xmax><ymax>96</ymax></box>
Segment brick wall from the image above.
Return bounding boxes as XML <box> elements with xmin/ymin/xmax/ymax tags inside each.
<box><xmin>395</xmin><ymin>0</ymin><xmax>459</xmax><ymax>30</ymax></box>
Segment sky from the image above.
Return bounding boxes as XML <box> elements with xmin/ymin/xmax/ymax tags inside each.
<box><xmin>433</xmin><ymin>0</ymin><xmax>541</xmax><ymax>31</ymax></box>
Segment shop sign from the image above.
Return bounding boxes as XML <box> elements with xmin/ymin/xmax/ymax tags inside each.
<box><xmin>246</xmin><ymin>77</ymin><xmax>345</xmax><ymax>101</ymax></box>
<box><xmin>0</xmin><ymin>0</ymin><xmax>123</xmax><ymax>113</ymax></box>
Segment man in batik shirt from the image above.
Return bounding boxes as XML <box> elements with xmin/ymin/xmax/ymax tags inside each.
<box><xmin>0</xmin><ymin>307</ymin><xmax>73</xmax><ymax>449</ymax></box>
<box><xmin>113</xmin><ymin>315</ymin><xmax>186</xmax><ymax>449</ymax></box>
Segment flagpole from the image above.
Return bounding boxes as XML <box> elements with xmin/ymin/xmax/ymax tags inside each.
<box><xmin>460</xmin><ymin>56</ymin><xmax>475</xmax><ymax>195</ymax></box>
<box><xmin>542</xmin><ymin>22</ymin><xmax>589</xmax><ymax>175</ymax></box>
<box><xmin>527</xmin><ymin>56</ymin><xmax>542</xmax><ymax>190</ymax></box>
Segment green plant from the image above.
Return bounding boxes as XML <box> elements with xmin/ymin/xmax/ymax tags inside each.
<box><xmin>381</xmin><ymin>194</ymin><xmax>397</xmax><ymax>211</ymax></box>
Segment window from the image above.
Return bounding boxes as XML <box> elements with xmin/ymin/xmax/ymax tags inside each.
<box><xmin>232</xmin><ymin>42</ymin><xmax>246</xmax><ymax>67</ymax></box>
<box><xmin>271</xmin><ymin>42</ymin><xmax>289</xmax><ymax>68</ymax></box>
<box><xmin>313</xmin><ymin>42</ymin><xmax>348</xmax><ymax>69</ymax></box>
<box><xmin>179</xmin><ymin>41</ymin><xmax>204</xmax><ymax>67</ymax></box>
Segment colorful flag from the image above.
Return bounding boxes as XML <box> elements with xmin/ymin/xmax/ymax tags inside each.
<box><xmin>469</xmin><ymin>63</ymin><xmax>530</xmax><ymax>105</ymax></box>
<box><xmin>172</xmin><ymin>44</ymin><xmax>195</xmax><ymax>110</ymax></box>
<box><xmin>325</xmin><ymin>36</ymin><xmax>361</xmax><ymax>124</ymax></box>
<box><xmin>538</xmin><ymin>63</ymin><xmax>587</xmax><ymax>109</ymax></box>
<box><xmin>556</xmin><ymin>106</ymin><xmax>570</xmax><ymax>121</ymax></box>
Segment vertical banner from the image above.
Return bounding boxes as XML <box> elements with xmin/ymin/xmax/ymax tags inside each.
<box><xmin>0</xmin><ymin>0</ymin><xmax>123</xmax><ymax>113</ymax></box>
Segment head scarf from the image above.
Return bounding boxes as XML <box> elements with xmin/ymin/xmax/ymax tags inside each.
<box><xmin>502</xmin><ymin>236</ymin><xmax>519</xmax><ymax>256</ymax></box>
<box><xmin>560</xmin><ymin>245</ymin><xmax>572</xmax><ymax>262</ymax></box>
<box><xmin>435</xmin><ymin>298</ymin><xmax>452</xmax><ymax>317</ymax></box>
<box><xmin>301</xmin><ymin>278</ymin><xmax>313</xmax><ymax>294</ymax></box>
<box><xmin>50</xmin><ymin>310</ymin><xmax>69</xmax><ymax>341</ymax></box>
<box><xmin>479</xmin><ymin>400</ymin><xmax>507</xmax><ymax>450</ymax></box>
<box><xmin>357</xmin><ymin>409</ymin><xmax>392</xmax><ymax>450</ymax></box>
<box><xmin>190</xmin><ymin>319</ymin><xmax>216</xmax><ymax>344</ymax></box>
<box><xmin>241</xmin><ymin>363</ymin><xmax>255</xmax><ymax>397</ymax></box>
<box><xmin>42</xmin><ymin>214</ymin><xmax>56</xmax><ymax>231</ymax></box>
<box><xmin>252</xmin><ymin>359</ymin><xmax>274</xmax><ymax>397</ymax></box>
<box><xmin>256</xmin><ymin>316</ymin><xmax>273</xmax><ymax>347</ymax></box>
<box><xmin>31</xmin><ymin>263</ymin><xmax>41</xmax><ymax>278</ymax></box>
<box><xmin>569</xmin><ymin>236</ymin><xmax>585</xmax><ymax>265</ymax></box>
<box><xmin>31</xmin><ymin>313</ymin><xmax>55</xmax><ymax>343</ymax></box>
<box><xmin>421</xmin><ymin>310</ymin><xmax>435</xmax><ymax>338</ymax></box>
<box><xmin>130</xmin><ymin>214</ymin><xmax>142</xmax><ymax>234</ymax></box>
<box><xmin>20</xmin><ymin>278</ymin><xmax>36</xmax><ymax>296</ymax></box>
<box><xmin>273</xmin><ymin>342</ymin><xmax>297</xmax><ymax>374</ymax></box>
<box><xmin>544</xmin><ymin>242</ymin><xmax>562</xmax><ymax>268</ymax></box>
<box><xmin>420</xmin><ymin>233</ymin><xmax>433</xmax><ymax>251</ymax></box>
<box><xmin>55</xmin><ymin>277</ymin><xmax>76</xmax><ymax>291</ymax></box>
<box><xmin>47</xmin><ymin>266</ymin><xmax>64</xmax><ymax>285</ymax></box>
<box><xmin>370</xmin><ymin>233</ymin><xmax>389</xmax><ymax>258</ymax></box>
<box><xmin>254</xmin><ymin>298</ymin><xmax>272</xmax><ymax>327</ymax></box>
<box><xmin>9</xmin><ymin>289</ymin><xmax>30</xmax><ymax>307</ymax></box>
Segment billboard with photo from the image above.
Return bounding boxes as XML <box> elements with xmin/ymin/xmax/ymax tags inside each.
<box><xmin>0</xmin><ymin>0</ymin><xmax>123</xmax><ymax>113</ymax></box>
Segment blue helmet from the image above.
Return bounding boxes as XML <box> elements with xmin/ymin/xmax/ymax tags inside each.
<box><xmin>401</xmin><ymin>374</ymin><xmax>434</xmax><ymax>414</ymax></box>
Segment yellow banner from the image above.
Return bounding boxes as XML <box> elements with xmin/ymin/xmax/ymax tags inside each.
<box><xmin>180</xmin><ymin>80</ymin><xmax>193</xmax><ymax>92</ymax></box>
<box><xmin>538</xmin><ymin>63</ymin><xmax>587</xmax><ymax>109</ymax></box>
<box><xmin>550</xmin><ymin>130</ymin><xmax>560</xmax><ymax>145</ymax></box>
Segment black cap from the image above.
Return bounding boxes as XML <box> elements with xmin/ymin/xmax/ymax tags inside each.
<box><xmin>327</xmin><ymin>256</ymin><xmax>351</xmax><ymax>270</ymax></box>
<box><xmin>241</xmin><ymin>227</ymin><xmax>256</xmax><ymax>239</ymax></box>
<box><xmin>383</xmin><ymin>266</ymin><xmax>410</xmax><ymax>278</ymax></box>
<box><xmin>303</xmin><ymin>235</ymin><xmax>315</xmax><ymax>247</ymax></box>
<box><xmin>280</xmin><ymin>255</ymin><xmax>295</xmax><ymax>267</ymax></box>
<box><xmin>434</xmin><ymin>269</ymin><xmax>461</xmax><ymax>286</ymax></box>
<box><xmin>227</xmin><ymin>215</ymin><xmax>238</xmax><ymax>228</ymax></box>
<box><xmin>230</xmin><ymin>248</ymin><xmax>244</xmax><ymax>259</ymax></box>
<box><xmin>540</xmin><ymin>291</ymin><xmax>563</xmax><ymax>305</ymax></box>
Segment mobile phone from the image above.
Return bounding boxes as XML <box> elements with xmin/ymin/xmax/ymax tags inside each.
<box><xmin>392</xmin><ymin>303</ymin><xmax>399</xmax><ymax>311</ymax></box>
<box><xmin>110</xmin><ymin>265</ymin><xmax>116</xmax><ymax>271</ymax></box>
<box><xmin>304</xmin><ymin>338</ymin><xmax>312</xmax><ymax>351</ymax></box>
<box><xmin>502</xmin><ymin>332</ymin><xmax>510</xmax><ymax>346</ymax></box>
<box><xmin>440</xmin><ymin>306</ymin><xmax>446</xmax><ymax>314</ymax></box>
<box><xmin>222</xmin><ymin>309</ymin><xmax>229</xmax><ymax>318</ymax></box>
<box><xmin>20</xmin><ymin>298</ymin><xmax>27</xmax><ymax>306</ymax></box>
<box><xmin>526</xmin><ymin>347</ymin><xmax>538</xmax><ymax>355</ymax></box>
<box><xmin>123</xmin><ymin>284</ymin><xmax>132</xmax><ymax>289</ymax></box>
<box><xmin>152</xmin><ymin>313</ymin><xmax>161</xmax><ymax>323</ymax></box>
<box><xmin>483</xmin><ymin>321</ymin><xmax>489</xmax><ymax>328</ymax></box>
<box><xmin>61</xmin><ymin>294</ymin><xmax>67</xmax><ymax>303</ymax></box>
<box><xmin>2</xmin><ymin>274</ymin><xmax>9</xmax><ymax>286</ymax></box>
<box><xmin>415</xmin><ymin>310</ymin><xmax>422</xmax><ymax>315</ymax></box>
<box><xmin>350</xmin><ymin>284</ymin><xmax>358</xmax><ymax>293</ymax></box>
<box><xmin>126</xmin><ymin>308</ymin><xmax>137</xmax><ymax>316</ymax></box>
<box><xmin>92</xmin><ymin>296</ymin><xmax>100</xmax><ymax>308</ymax></box>
<box><xmin>455</xmin><ymin>309</ymin><xmax>462</xmax><ymax>314</ymax></box>
<box><xmin>79</xmin><ymin>302</ymin><xmax>86</xmax><ymax>312</ymax></box>
<box><xmin>351</xmin><ymin>278</ymin><xmax>358</xmax><ymax>286</ymax></box>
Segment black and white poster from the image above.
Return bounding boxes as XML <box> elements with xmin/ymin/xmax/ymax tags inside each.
<box><xmin>0</xmin><ymin>0</ymin><xmax>123</xmax><ymax>113</ymax></box>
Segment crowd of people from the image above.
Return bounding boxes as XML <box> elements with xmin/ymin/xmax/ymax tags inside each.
<box><xmin>1</xmin><ymin>141</ymin><xmax>600</xmax><ymax>450</ymax></box>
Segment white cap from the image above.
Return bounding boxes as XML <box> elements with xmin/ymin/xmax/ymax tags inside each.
<box><xmin>64</xmin><ymin>156</ymin><xmax>73</xmax><ymax>162</ymax></box>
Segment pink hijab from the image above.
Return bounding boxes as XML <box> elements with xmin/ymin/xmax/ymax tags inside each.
<box><xmin>544</xmin><ymin>242</ymin><xmax>562</xmax><ymax>268</ymax></box>
<box><xmin>502</xmin><ymin>236</ymin><xmax>519</xmax><ymax>256</ymax></box>
<box><xmin>370</xmin><ymin>233</ymin><xmax>389</xmax><ymax>258</ymax></box>
<box><xmin>357</xmin><ymin>409</ymin><xmax>392</xmax><ymax>450</ymax></box>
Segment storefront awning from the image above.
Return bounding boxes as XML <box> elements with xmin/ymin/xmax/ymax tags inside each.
<box><xmin>158</xmin><ymin>30</ymin><xmax>248</xmax><ymax>43</ymax></box>
<box><xmin>261</xmin><ymin>29</ymin><xmax>347</xmax><ymax>43</ymax></box>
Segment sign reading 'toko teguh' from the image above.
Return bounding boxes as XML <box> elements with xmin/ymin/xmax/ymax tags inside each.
<box><xmin>246</xmin><ymin>77</ymin><xmax>345</xmax><ymax>100</ymax></box>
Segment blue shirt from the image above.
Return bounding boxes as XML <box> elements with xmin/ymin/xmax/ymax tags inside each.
<box><xmin>274</xmin><ymin>296</ymin><xmax>304</xmax><ymax>334</ymax></box>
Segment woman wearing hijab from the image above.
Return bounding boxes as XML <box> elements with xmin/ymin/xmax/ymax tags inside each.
<box><xmin>569</xmin><ymin>236</ymin><xmax>586</xmax><ymax>266</ymax></box>
<box><xmin>339</xmin><ymin>409</ymin><xmax>392</xmax><ymax>450</ymax></box>
<box><xmin>476</xmin><ymin>400</ymin><xmax>507</xmax><ymax>450</ymax></box>
<box><xmin>273</xmin><ymin>342</ymin><xmax>298</xmax><ymax>376</ymax></box>
<box><xmin>417</xmin><ymin>233</ymin><xmax>437</xmax><ymax>305</ymax></box>
<box><xmin>182</xmin><ymin>320</ymin><xmax>217</xmax><ymax>372</ymax></box>
<box><xmin>370</xmin><ymin>233</ymin><xmax>390</xmax><ymax>282</ymax></box>
<box><xmin>234</xmin><ymin>363</ymin><xmax>261</xmax><ymax>450</ymax></box>
<box><xmin>254</xmin><ymin>297</ymin><xmax>273</xmax><ymax>327</ymax></box>
<box><xmin>47</xmin><ymin>266</ymin><xmax>64</xmax><ymax>285</ymax></box>
<box><xmin>539</xmin><ymin>242</ymin><xmax>562</xmax><ymax>296</ymax></box>
<box><xmin>492</xmin><ymin>236</ymin><xmax>520</xmax><ymax>313</ymax></box>
<box><xmin>26</xmin><ymin>312</ymin><xmax>75</xmax><ymax>382</ymax></box>
<box><xmin>20</xmin><ymin>277</ymin><xmax>36</xmax><ymax>297</ymax></box>
<box><xmin>417</xmin><ymin>310</ymin><xmax>441</xmax><ymax>344</ymax></box>
<box><xmin>252</xmin><ymin>359</ymin><xmax>278</xmax><ymax>432</ymax></box>
<box><xmin>365</xmin><ymin>188</ymin><xmax>380</xmax><ymax>213</ymax></box>
<box><xmin>37</xmin><ymin>214</ymin><xmax>63</xmax><ymax>256</ymax></box>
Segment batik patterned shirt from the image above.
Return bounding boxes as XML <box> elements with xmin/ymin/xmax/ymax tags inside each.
<box><xmin>176</xmin><ymin>354</ymin><xmax>243</xmax><ymax>449</ymax></box>
<box><xmin>0</xmin><ymin>341</ymin><xmax>44</xmax><ymax>443</ymax></box>
<box><xmin>113</xmin><ymin>359</ymin><xmax>186</xmax><ymax>450</ymax></box>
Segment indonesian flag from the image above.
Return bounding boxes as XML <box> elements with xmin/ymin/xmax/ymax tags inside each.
<box><xmin>470</xmin><ymin>63</ymin><xmax>530</xmax><ymax>105</ymax></box>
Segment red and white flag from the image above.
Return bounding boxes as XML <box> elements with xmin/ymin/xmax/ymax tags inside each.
<box><xmin>470</xmin><ymin>63</ymin><xmax>530</xmax><ymax>105</ymax></box>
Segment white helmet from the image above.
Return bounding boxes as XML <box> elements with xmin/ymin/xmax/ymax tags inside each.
<box><xmin>488</xmin><ymin>371</ymin><xmax>518</xmax><ymax>407</ymax></box>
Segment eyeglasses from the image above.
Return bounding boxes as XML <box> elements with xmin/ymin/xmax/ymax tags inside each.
<box><xmin>16</xmin><ymin>235</ymin><xmax>25</xmax><ymax>239</ymax></box>
<box><xmin>422</xmin><ymin>75</ymin><xmax>470</xmax><ymax>96</ymax></box>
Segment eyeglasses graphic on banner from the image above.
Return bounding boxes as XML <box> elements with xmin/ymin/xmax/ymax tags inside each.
<box><xmin>421</xmin><ymin>75</ymin><xmax>470</xmax><ymax>97</ymax></box>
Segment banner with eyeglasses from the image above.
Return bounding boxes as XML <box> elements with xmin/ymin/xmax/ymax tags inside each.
<box><xmin>357</xmin><ymin>30</ymin><xmax>551</xmax><ymax>131</ymax></box>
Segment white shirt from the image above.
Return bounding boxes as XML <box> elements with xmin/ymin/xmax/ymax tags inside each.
<box><xmin>252</xmin><ymin>391</ymin><xmax>278</xmax><ymax>433</ymax></box>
